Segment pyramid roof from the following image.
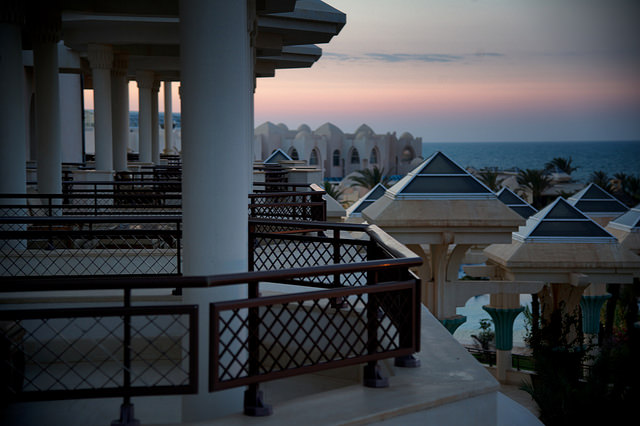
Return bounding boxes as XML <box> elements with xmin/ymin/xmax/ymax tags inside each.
<box><xmin>496</xmin><ymin>187</ymin><xmax>537</xmax><ymax>219</ymax></box>
<box><xmin>608</xmin><ymin>204</ymin><xmax>640</xmax><ymax>231</ymax></box>
<box><xmin>362</xmin><ymin>152</ymin><xmax>525</xmax><ymax>243</ymax></box>
<box><xmin>387</xmin><ymin>151</ymin><xmax>495</xmax><ymax>200</ymax></box>
<box><xmin>513</xmin><ymin>197</ymin><xmax>616</xmax><ymax>243</ymax></box>
<box><xmin>568</xmin><ymin>183</ymin><xmax>628</xmax><ymax>217</ymax></box>
<box><xmin>264</xmin><ymin>148</ymin><xmax>292</xmax><ymax>164</ymax></box>
<box><xmin>346</xmin><ymin>183</ymin><xmax>386</xmax><ymax>217</ymax></box>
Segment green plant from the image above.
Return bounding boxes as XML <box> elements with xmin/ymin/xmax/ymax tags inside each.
<box><xmin>517</xmin><ymin>169</ymin><xmax>552</xmax><ymax>209</ymax></box>
<box><xmin>471</xmin><ymin>318</ymin><xmax>495</xmax><ymax>351</ymax></box>
<box><xmin>589</xmin><ymin>170</ymin><xmax>612</xmax><ymax>191</ymax></box>
<box><xmin>478</xmin><ymin>168</ymin><xmax>501</xmax><ymax>192</ymax></box>
<box><xmin>545</xmin><ymin>157</ymin><xmax>578</xmax><ymax>175</ymax></box>
<box><xmin>349</xmin><ymin>166</ymin><xmax>390</xmax><ymax>190</ymax></box>
<box><xmin>323</xmin><ymin>180</ymin><xmax>344</xmax><ymax>201</ymax></box>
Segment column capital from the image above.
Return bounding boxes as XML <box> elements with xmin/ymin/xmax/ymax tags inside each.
<box><xmin>482</xmin><ymin>305</ymin><xmax>524</xmax><ymax>351</ymax></box>
<box><xmin>111</xmin><ymin>53</ymin><xmax>129</xmax><ymax>77</ymax></box>
<box><xmin>152</xmin><ymin>79</ymin><xmax>161</xmax><ymax>93</ymax></box>
<box><xmin>580</xmin><ymin>294</ymin><xmax>610</xmax><ymax>335</ymax></box>
<box><xmin>87</xmin><ymin>44</ymin><xmax>114</xmax><ymax>70</ymax></box>
<box><xmin>136</xmin><ymin>70</ymin><xmax>155</xmax><ymax>89</ymax></box>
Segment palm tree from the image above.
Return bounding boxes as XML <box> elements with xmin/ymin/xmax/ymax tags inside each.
<box><xmin>545</xmin><ymin>157</ymin><xmax>578</xmax><ymax>175</ymax></box>
<box><xmin>517</xmin><ymin>169</ymin><xmax>552</xmax><ymax>209</ymax></box>
<box><xmin>478</xmin><ymin>168</ymin><xmax>501</xmax><ymax>192</ymax></box>
<box><xmin>323</xmin><ymin>180</ymin><xmax>344</xmax><ymax>201</ymax></box>
<box><xmin>350</xmin><ymin>166</ymin><xmax>390</xmax><ymax>190</ymax></box>
<box><xmin>589</xmin><ymin>170</ymin><xmax>611</xmax><ymax>191</ymax></box>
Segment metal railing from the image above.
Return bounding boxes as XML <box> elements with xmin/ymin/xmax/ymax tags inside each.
<box><xmin>0</xmin><ymin>193</ymin><xmax>182</xmax><ymax>217</ymax></box>
<box><xmin>0</xmin><ymin>219</ymin><xmax>422</xmax><ymax>421</ymax></box>
<box><xmin>1</xmin><ymin>183</ymin><xmax>324</xmax><ymax>221</ymax></box>
<box><xmin>0</xmin><ymin>216</ymin><xmax>182</xmax><ymax>277</ymax></box>
<box><xmin>248</xmin><ymin>190</ymin><xmax>326</xmax><ymax>222</ymax></box>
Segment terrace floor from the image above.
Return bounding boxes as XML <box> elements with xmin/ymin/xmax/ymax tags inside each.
<box><xmin>159</xmin><ymin>307</ymin><xmax>541</xmax><ymax>426</ymax></box>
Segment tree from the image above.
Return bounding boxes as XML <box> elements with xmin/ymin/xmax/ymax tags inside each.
<box><xmin>349</xmin><ymin>166</ymin><xmax>390</xmax><ymax>190</ymax></box>
<box><xmin>589</xmin><ymin>170</ymin><xmax>612</xmax><ymax>191</ymax></box>
<box><xmin>478</xmin><ymin>168</ymin><xmax>501</xmax><ymax>192</ymax></box>
<box><xmin>323</xmin><ymin>180</ymin><xmax>344</xmax><ymax>201</ymax></box>
<box><xmin>614</xmin><ymin>173</ymin><xmax>640</xmax><ymax>206</ymax></box>
<box><xmin>517</xmin><ymin>169</ymin><xmax>552</xmax><ymax>209</ymax></box>
<box><xmin>545</xmin><ymin>157</ymin><xmax>578</xmax><ymax>175</ymax></box>
<box><xmin>471</xmin><ymin>318</ymin><xmax>495</xmax><ymax>351</ymax></box>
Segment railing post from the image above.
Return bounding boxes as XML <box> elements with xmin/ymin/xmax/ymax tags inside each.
<box><xmin>248</xmin><ymin>222</ymin><xmax>255</xmax><ymax>272</ymax></box>
<box><xmin>243</xmin><ymin>280</ymin><xmax>272</xmax><ymax>416</ymax></box>
<box><xmin>330</xmin><ymin>226</ymin><xmax>343</xmax><ymax>308</ymax></box>
<box><xmin>363</xmin><ymin>264</ymin><xmax>388</xmax><ymax>388</ymax></box>
<box><xmin>112</xmin><ymin>288</ymin><xmax>140</xmax><ymax>426</ymax></box>
<box><xmin>173</xmin><ymin>219</ymin><xmax>182</xmax><ymax>295</ymax></box>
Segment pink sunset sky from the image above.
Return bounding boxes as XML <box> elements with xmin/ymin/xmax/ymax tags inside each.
<box><xmin>86</xmin><ymin>0</ymin><xmax>640</xmax><ymax>142</ymax></box>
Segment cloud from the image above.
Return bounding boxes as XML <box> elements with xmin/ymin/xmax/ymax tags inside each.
<box><xmin>322</xmin><ymin>52</ymin><xmax>360</xmax><ymax>61</ymax></box>
<box><xmin>323</xmin><ymin>51</ymin><xmax>504</xmax><ymax>63</ymax></box>
<box><xmin>365</xmin><ymin>53</ymin><xmax>463</xmax><ymax>63</ymax></box>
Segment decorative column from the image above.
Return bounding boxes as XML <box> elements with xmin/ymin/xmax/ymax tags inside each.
<box><xmin>180</xmin><ymin>0</ymin><xmax>251</xmax><ymax>421</ymax></box>
<box><xmin>151</xmin><ymin>79</ymin><xmax>160</xmax><ymax>164</ymax></box>
<box><xmin>111</xmin><ymin>53</ymin><xmax>129</xmax><ymax>172</ymax></box>
<box><xmin>136</xmin><ymin>70</ymin><xmax>154</xmax><ymax>163</ymax></box>
<box><xmin>0</xmin><ymin>1</ymin><xmax>27</xmax><ymax>198</ymax></box>
<box><xmin>87</xmin><ymin>44</ymin><xmax>114</xmax><ymax>171</ymax></box>
<box><xmin>580</xmin><ymin>283</ymin><xmax>610</xmax><ymax>344</ymax></box>
<box><xmin>31</xmin><ymin>6</ymin><xmax>62</xmax><ymax>195</ymax></box>
<box><xmin>483</xmin><ymin>293</ymin><xmax>523</xmax><ymax>383</ymax></box>
<box><xmin>163</xmin><ymin>80</ymin><xmax>173</xmax><ymax>154</ymax></box>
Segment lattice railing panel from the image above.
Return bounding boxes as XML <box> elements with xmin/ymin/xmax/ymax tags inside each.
<box><xmin>252</xmin><ymin>231</ymin><xmax>369</xmax><ymax>287</ymax></box>
<box><xmin>211</xmin><ymin>283</ymin><xmax>415</xmax><ymax>389</ymax></box>
<box><xmin>0</xmin><ymin>306</ymin><xmax>196</xmax><ymax>401</ymax></box>
<box><xmin>1</xmin><ymin>228</ymin><xmax>180</xmax><ymax>276</ymax></box>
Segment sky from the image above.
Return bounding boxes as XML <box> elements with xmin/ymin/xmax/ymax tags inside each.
<box><xmin>86</xmin><ymin>0</ymin><xmax>640</xmax><ymax>143</ymax></box>
<box><xmin>254</xmin><ymin>0</ymin><xmax>640</xmax><ymax>142</ymax></box>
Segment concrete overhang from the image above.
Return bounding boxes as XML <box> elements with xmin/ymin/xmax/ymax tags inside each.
<box><xmin>484</xmin><ymin>240</ymin><xmax>640</xmax><ymax>284</ymax></box>
<box><xmin>257</xmin><ymin>0</ymin><xmax>346</xmax><ymax>46</ymax></box>
<box><xmin>58</xmin><ymin>0</ymin><xmax>344</xmax><ymax>79</ymax></box>
<box><xmin>362</xmin><ymin>197</ymin><xmax>525</xmax><ymax>245</ymax></box>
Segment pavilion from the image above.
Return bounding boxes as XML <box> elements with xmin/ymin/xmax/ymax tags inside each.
<box><xmin>567</xmin><ymin>183</ymin><xmax>629</xmax><ymax>227</ymax></box>
<box><xmin>483</xmin><ymin>197</ymin><xmax>640</xmax><ymax>376</ymax></box>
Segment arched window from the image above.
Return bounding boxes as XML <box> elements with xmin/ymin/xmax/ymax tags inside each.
<box><xmin>309</xmin><ymin>149</ymin><xmax>319</xmax><ymax>165</ymax></box>
<box><xmin>350</xmin><ymin>148</ymin><xmax>360</xmax><ymax>164</ymax></box>
<box><xmin>290</xmin><ymin>148</ymin><xmax>299</xmax><ymax>160</ymax></box>
<box><xmin>370</xmin><ymin>148</ymin><xmax>378</xmax><ymax>164</ymax></box>
<box><xmin>333</xmin><ymin>149</ymin><xmax>340</xmax><ymax>167</ymax></box>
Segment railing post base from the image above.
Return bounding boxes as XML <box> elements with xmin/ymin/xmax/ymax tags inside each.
<box><xmin>111</xmin><ymin>403</ymin><xmax>140</xmax><ymax>426</ymax></box>
<box><xmin>394</xmin><ymin>354</ymin><xmax>421</xmax><ymax>368</ymax></box>
<box><xmin>363</xmin><ymin>362</ymin><xmax>389</xmax><ymax>388</ymax></box>
<box><xmin>243</xmin><ymin>386</ymin><xmax>272</xmax><ymax>417</ymax></box>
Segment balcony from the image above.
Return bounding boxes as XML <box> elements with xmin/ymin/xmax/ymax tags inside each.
<box><xmin>0</xmin><ymin>185</ymin><xmax>433</xmax><ymax>424</ymax></box>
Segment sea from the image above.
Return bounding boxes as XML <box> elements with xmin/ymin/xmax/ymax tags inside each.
<box><xmin>421</xmin><ymin>140</ymin><xmax>640</xmax><ymax>349</ymax></box>
<box><xmin>421</xmin><ymin>140</ymin><xmax>640</xmax><ymax>184</ymax></box>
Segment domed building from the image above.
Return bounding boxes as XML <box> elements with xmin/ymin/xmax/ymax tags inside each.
<box><xmin>254</xmin><ymin>122</ymin><xmax>423</xmax><ymax>179</ymax></box>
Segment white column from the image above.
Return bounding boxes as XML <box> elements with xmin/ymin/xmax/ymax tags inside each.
<box><xmin>111</xmin><ymin>53</ymin><xmax>129</xmax><ymax>172</ymax></box>
<box><xmin>0</xmin><ymin>9</ymin><xmax>27</xmax><ymax>197</ymax></box>
<box><xmin>180</xmin><ymin>0</ymin><xmax>250</xmax><ymax>421</ymax></box>
<box><xmin>136</xmin><ymin>70</ymin><xmax>153</xmax><ymax>163</ymax></box>
<box><xmin>151</xmin><ymin>79</ymin><xmax>160</xmax><ymax>163</ymax></box>
<box><xmin>163</xmin><ymin>81</ymin><xmax>173</xmax><ymax>154</ymax></box>
<box><xmin>33</xmin><ymin>33</ymin><xmax>62</xmax><ymax>194</ymax></box>
<box><xmin>87</xmin><ymin>44</ymin><xmax>114</xmax><ymax>171</ymax></box>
